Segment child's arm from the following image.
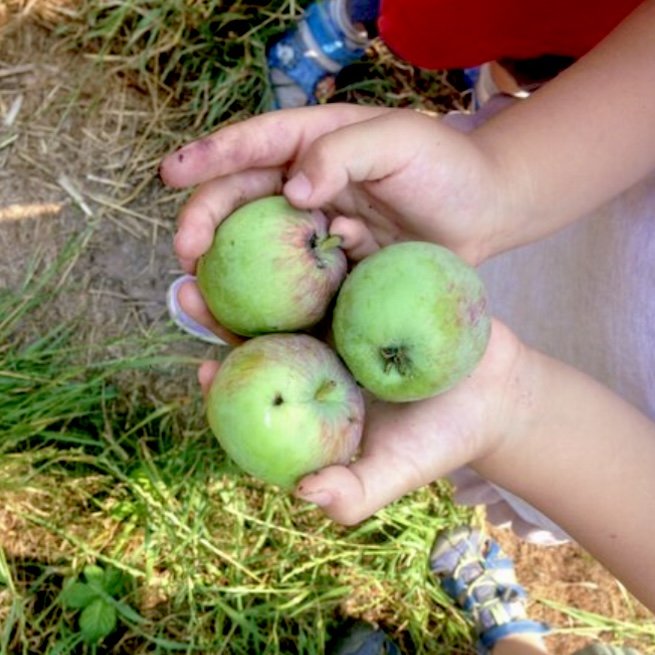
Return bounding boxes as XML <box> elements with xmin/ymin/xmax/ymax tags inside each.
<box><xmin>283</xmin><ymin>321</ymin><xmax>655</xmax><ymax>612</ymax></box>
<box><xmin>473</xmin><ymin>342</ymin><xmax>655</xmax><ymax>611</ymax></box>
<box><xmin>470</xmin><ymin>0</ymin><xmax>655</xmax><ymax>255</ymax></box>
<box><xmin>194</xmin><ymin>319</ymin><xmax>655</xmax><ymax>611</ymax></box>
<box><xmin>162</xmin><ymin>2</ymin><xmax>655</xmax><ymax>275</ymax></box>
<box><xmin>278</xmin><ymin>1</ymin><xmax>655</xmax><ymax>261</ymax></box>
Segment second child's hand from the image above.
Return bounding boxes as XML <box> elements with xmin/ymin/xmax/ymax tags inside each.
<box><xmin>196</xmin><ymin>319</ymin><xmax>523</xmax><ymax>526</ymax></box>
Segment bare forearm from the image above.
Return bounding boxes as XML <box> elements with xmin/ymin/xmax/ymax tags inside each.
<box><xmin>473</xmin><ymin>0</ymin><xmax>655</xmax><ymax>254</ymax></box>
<box><xmin>474</xmin><ymin>345</ymin><xmax>655</xmax><ymax>610</ymax></box>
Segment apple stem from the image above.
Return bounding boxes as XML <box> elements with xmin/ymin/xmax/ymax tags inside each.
<box><xmin>314</xmin><ymin>379</ymin><xmax>337</xmax><ymax>401</ymax></box>
<box><xmin>315</xmin><ymin>234</ymin><xmax>342</xmax><ymax>252</ymax></box>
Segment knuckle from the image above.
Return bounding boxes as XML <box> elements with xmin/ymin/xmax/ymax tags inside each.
<box><xmin>310</xmin><ymin>135</ymin><xmax>335</xmax><ymax>169</ymax></box>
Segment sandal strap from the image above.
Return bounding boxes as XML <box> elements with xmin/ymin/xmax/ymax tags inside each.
<box><xmin>430</xmin><ymin>526</ymin><xmax>551</xmax><ymax>649</ymax></box>
<box><xmin>267</xmin><ymin>1</ymin><xmax>368</xmax><ymax>106</ymax></box>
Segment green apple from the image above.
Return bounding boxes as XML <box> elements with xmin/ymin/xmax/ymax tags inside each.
<box><xmin>196</xmin><ymin>195</ymin><xmax>346</xmax><ymax>337</ymax></box>
<box><xmin>206</xmin><ymin>333</ymin><xmax>365</xmax><ymax>489</ymax></box>
<box><xmin>332</xmin><ymin>242</ymin><xmax>491</xmax><ymax>402</ymax></box>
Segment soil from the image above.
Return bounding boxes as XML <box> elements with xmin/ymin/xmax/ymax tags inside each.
<box><xmin>1</xmin><ymin>14</ymin><xmax>652</xmax><ymax>655</ymax></box>
<box><xmin>0</xmin><ymin>16</ymin><xmax>207</xmax><ymax>350</ymax></box>
<box><xmin>491</xmin><ymin>527</ymin><xmax>653</xmax><ymax>654</ymax></box>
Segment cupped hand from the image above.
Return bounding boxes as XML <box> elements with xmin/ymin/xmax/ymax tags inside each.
<box><xmin>160</xmin><ymin>103</ymin><xmax>510</xmax><ymax>339</ymax></box>
<box><xmin>197</xmin><ymin>319</ymin><xmax>526</xmax><ymax>525</ymax></box>
<box><xmin>160</xmin><ymin>104</ymin><xmax>506</xmax><ymax>267</ymax></box>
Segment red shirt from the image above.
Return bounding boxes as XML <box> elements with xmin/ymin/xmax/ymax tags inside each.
<box><xmin>377</xmin><ymin>0</ymin><xmax>643</xmax><ymax>69</ymax></box>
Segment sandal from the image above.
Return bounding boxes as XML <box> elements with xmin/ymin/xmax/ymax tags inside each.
<box><xmin>266</xmin><ymin>0</ymin><xmax>371</xmax><ymax>109</ymax></box>
<box><xmin>429</xmin><ymin>525</ymin><xmax>550</xmax><ymax>655</ymax></box>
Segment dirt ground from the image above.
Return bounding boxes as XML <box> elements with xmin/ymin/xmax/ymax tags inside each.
<box><xmin>0</xmin><ymin>17</ymin><xmax>201</xmax><ymax>346</ymax></box>
<box><xmin>1</xmin><ymin>15</ymin><xmax>653</xmax><ymax>655</ymax></box>
<box><xmin>491</xmin><ymin>528</ymin><xmax>652</xmax><ymax>653</ymax></box>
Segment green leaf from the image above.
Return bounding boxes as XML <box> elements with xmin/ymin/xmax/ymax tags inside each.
<box><xmin>60</xmin><ymin>581</ymin><xmax>98</xmax><ymax>609</ymax></box>
<box><xmin>79</xmin><ymin>598</ymin><xmax>117</xmax><ymax>644</ymax></box>
<box><xmin>83</xmin><ymin>565</ymin><xmax>105</xmax><ymax>586</ymax></box>
<box><xmin>101</xmin><ymin>567</ymin><xmax>126</xmax><ymax>596</ymax></box>
<box><xmin>49</xmin><ymin>630</ymin><xmax>84</xmax><ymax>654</ymax></box>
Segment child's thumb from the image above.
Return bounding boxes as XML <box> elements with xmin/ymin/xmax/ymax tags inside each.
<box><xmin>294</xmin><ymin>455</ymin><xmax>429</xmax><ymax>526</ymax></box>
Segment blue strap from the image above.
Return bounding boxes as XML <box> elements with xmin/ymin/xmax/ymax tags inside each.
<box><xmin>438</xmin><ymin>540</ymin><xmax>518</xmax><ymax>607</ymax></box>
<box><xmin>483</xmin><ymin>541</ymin><xmax>514</xmax><ymax>568</ymax></box>
<box><xmin>267</xmin><ymin>1</ymin><xmax>367</xmax><ymax>106</ymax></box>
<box><xmin>304</xmin><ymin>2</ymin><xmax>365</xmax><ymax>66</ymax></box>
<box><xmin>349</xmin><ymin>0</ymin><xmax>380</xmax><ymax>24</ymax></box>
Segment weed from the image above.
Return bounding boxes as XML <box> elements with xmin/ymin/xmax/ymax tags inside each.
<box><xmin>1</xmin><ymin>2</ymin><xmax>653</xmax><ymax>653</ymax></box>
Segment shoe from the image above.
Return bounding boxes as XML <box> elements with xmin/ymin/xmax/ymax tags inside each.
<box><xmin>429</xmin><ymin>525</ymin><xmax>549</xmax><ymax>655</ymax></box>
<box><xmin>266</xmin><ymin>0</ymin><xmax>371</xmax><ymax>109</ymax></box>
<box><xmin>328</xmin><ymin>620</ymin><xmax>402</xmax><ymax>655</ymax></box>
<box><xmin>166</xmin><ymin>274</ymin><xmax>227</xmax><ymax>345</ymax></box>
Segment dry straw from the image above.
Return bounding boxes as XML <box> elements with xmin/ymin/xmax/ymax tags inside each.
<box><xmin>0</xmin><ymin>0</ymin><xmax>77</xmax><ymax>29</ymax></box>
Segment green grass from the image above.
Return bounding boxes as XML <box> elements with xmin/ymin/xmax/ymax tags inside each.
<box><xmin>4</xmin><ymin>224</ymin><xmax>653</xmax><ymax>655</ymax></box>
<box><xmin>62</xmin><ymin>0</ymin><xmax>281</xmax><ymax>128</ymax></box>
<box><xmin>57</xmin><ymin>0</ymin><xmax>466</xmax><ymax>136</ymax></box>
<box><xmin>0</xmin><ymin>220</ymin><xmax>475</xmax><ymax>654</ymax></box>
<box><xmin>2</xmin><ymin>4</ymin><xmax>474</xmax><ymax>651</ymax></box>
<box><xmin>2</xmin><ymin>1</ymin><xmax>654</xmax><ymax>653</ymax></box>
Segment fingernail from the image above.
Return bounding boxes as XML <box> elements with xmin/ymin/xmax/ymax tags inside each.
<box><xmin>296</xmin><ymin>489</ymin><xmax>333</xmax><ymax>507</ymax></box>
<box><xmin>284</xmin><ymin>172</ymin><xmax>312</xmax><ymax>203</ymax></box>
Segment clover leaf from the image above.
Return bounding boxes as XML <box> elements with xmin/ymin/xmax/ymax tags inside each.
<box><xmin>59</xmin><ymin>564</ymin><xmax>135</xmax><ymax>644</ymax></box>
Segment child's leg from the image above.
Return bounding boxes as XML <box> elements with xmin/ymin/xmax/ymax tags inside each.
<box><xmin>429</xmin><ymin>526</ymin><xmax>550</xmax><ymax>655</ymax></box>
<box><xmin>493</xmin><ymin>636</ymin><xmax>550</xmax><ymax>655</ymax></box>
<box><xmin>328</xmin><ymin>524</ymin><xmax>550</xmax><ymax>655</ymax></box>
<box><xmin>329</xmin><ymin>525</ymin><xmax>639</xmax><ymax>655</ymax></box>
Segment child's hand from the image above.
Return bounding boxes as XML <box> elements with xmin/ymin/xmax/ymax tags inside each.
<box><xmin>197</xmin><ymin>319</ymin><xmax>525</xmax><ymax>525</ymax></box>
<box><xmin>160</xmin><ymin>104</ymin><xmax>510</xmax><ymax>268</ymax></box>
<box><xmin>159</xmin><ymin>104</ymin><xmax>515</xmax><ymax>339</ymax></box>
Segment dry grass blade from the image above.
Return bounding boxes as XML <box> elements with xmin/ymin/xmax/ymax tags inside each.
<box><xmin>0</xmin><ymin>3</ymin><xmax>652</xmax><ymax>654</ymax></box>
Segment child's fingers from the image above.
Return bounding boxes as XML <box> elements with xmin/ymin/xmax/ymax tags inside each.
<box><xmin>198</xmin><ymin>361</ymin><xmax>220</xmax><ymax>397</ymax></box>
<box><xmin>159</xmin><ymin>104</ymin><xmax>388</xmax><ymax>189</ymax></box>
<box><xmin>177</xmin><ymin>278</ymin><xmax>243</xmax><ymax>347</ymax></box>
<box><xmin>328</xmin><ymin>215</ymin><xmax>380</xmax><ymax>261</ymax></box>
<box><xmin>294</xmin><ymin>435</ymin><xmax>469</xmax><ymax>525</ymax></box>
<box><xmin>283</xmin><ymin>110</ymin><xmax>423</xmax><ymax>209</ymax></box>
<box><xmin>174</xmin><ymin>168</ymin><xmax>284</xmax><ymax>267</ymax></box>
<box><xmin>292</xmin><ymin>404</ymin><xmax>443</xmax><ymax>525</ymax></box>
